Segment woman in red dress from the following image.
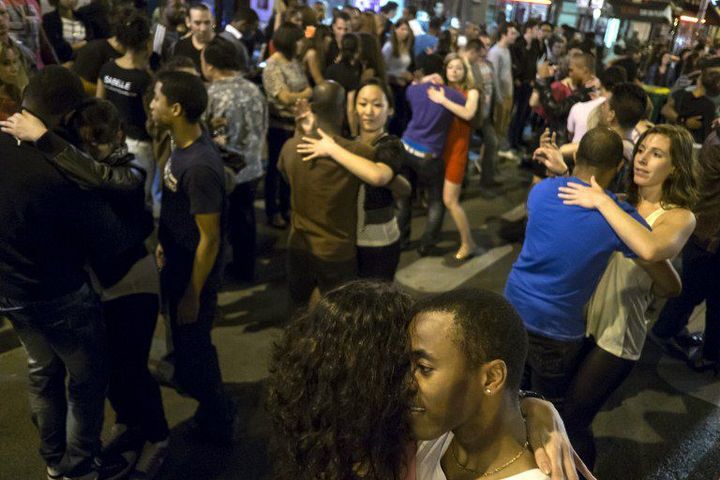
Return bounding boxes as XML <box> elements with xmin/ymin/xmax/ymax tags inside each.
<box><xmin>427</xmin><ymin>53</ymin><xmax>480</xmax><ymax>261</ymax></box>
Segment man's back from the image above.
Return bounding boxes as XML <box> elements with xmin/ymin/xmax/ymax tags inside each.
<box><xmin>279</xmin><ymin>135</ymin><xmax>373</xmax><ymax>261</ymax></box>
<box><xmin>504</xmin><ymin>176</ymin><xmax>647</xmax><ymax>341</ymax></box>
<box><xmin>0</xmin><ymin>133</ymin><xmax>126</xmax><ymax>300</ymax></box>
<box><xmin>403</xmin><ymin>83</ymin><xmax>466</xmax><ymax>155</ymax></box>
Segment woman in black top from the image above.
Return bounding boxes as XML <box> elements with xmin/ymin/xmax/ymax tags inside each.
<box><xmin>42</xmin><ymin>0</ymin><xmax>94</xmax><ymax>63</ymax></box>
<box><xmin>97</xmin><ymin>11</ymin><xmax>155</xmax><ymax>211</ymax></box>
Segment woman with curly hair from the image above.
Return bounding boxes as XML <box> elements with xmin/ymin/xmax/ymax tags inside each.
<box><xmin>268</xmin><ymin>281</ymin><xmax>590</xmax><ymax>480</ymax></box>
<box><xmin>558</xmin><ymin>124</ymin><xmax>698</xmax><ymax>468</ymax></box>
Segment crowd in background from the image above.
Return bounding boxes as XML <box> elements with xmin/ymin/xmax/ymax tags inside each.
<box><xmin>0</xmin><ymin>0</ymin><xmax>719</xmax><ymax>479</ymax></box>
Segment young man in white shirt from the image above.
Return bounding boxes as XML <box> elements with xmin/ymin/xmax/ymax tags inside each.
<box><xmin>410</xmin><ymin>289</ymin><xmax>562</xmax><ymax>480</ymax></box>
<box><xmin>567</xmin><ymin>65</ymin><xmax>627</xmax><ymax>144</ymax></box>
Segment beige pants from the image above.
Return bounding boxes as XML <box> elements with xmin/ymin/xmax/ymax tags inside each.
<box><xmin>493</xmin><ymin>97</ymin><xmax>513</xmax><ymax>141</ymax></box>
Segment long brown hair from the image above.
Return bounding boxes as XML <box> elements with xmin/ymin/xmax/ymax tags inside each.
<box><xmin>390</xmin><ymin>19</ymin><xmax>414</xmax><ymax>58</ymax></box>
<box><xmin>627</xmin><ymin>124</ymin><xmax>699</xmax><ymax>210</ymax></box>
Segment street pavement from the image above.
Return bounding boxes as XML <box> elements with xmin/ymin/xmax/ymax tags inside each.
<box><xmin>1</xmin><ymin>162</ymin><xmax>718</xmax><ymax>479</ymax></box>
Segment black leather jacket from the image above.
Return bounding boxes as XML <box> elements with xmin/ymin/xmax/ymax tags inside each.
<box><xmin>35</xmin><ymin>130</ymin><xmax>145</xmax><ymax>191</ymax></box>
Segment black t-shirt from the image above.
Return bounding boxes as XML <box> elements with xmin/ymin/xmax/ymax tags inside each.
<box><xmin>173</xmin><ymin>36</ymin><xmax>203</xmax><ymax>75</ymax></box>
<box><xmin>158</xmin><ymin>133</ymin><xmax>226</xmax><ymax>291</ymax></box>
<box><xmin>72</xmin><ymin>39</ymin><xmax>123</xmax><ymax>83</ymax></box>
<box><xmin>99</xmin><ymin>61</ymin><xmax>152</xmax><ymax>140</ymax></box>
<box><xmin>363</xmin><ymin>134</ymin><xmax>403</xmax><ymax>215</ymax></box>
<box><xmin>325</xmin><ymin>61</ymin><xmax>361</xmax><ymax>93</ymax></box>
<box><xmin>673</xmin><ymin>89</ymin><xmax>715</xmax><ymax>144</ymax></box>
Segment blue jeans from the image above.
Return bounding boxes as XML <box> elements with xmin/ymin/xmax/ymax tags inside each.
<box><xmin>0</xmin><ymin>284</ymin><xmax>106</xmax><ymax>472</ymax></box>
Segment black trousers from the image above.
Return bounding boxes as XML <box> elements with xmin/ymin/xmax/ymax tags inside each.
<box><xmin>228</xmin><ymin>179</ymin><xmax>259</xmax><ymax>281</ymax></box>
<box><xmin>265</xmin><ymin>127</ymin><xmax>292</xmax><ymax>219</ymax></box>
<box><xmin>357</xmin><ymin>241</ymin><xmax>401</xmax><ymax>282</ymax></box>
<box><xmin>104</xmin><ymin>293</ymin><xmax>169</xmax><ymax>443</ymax></box>
<box><xmin>522</xmin><ymin>331</ymin><xmax>584</xmax><ymax>409</ymax></box>
<box><xmin>652</xmin><ymin>240</ymin><xmax>720</xmax><ymax>362</ymax></box>
<box><xmin>508</xmin><ymin>82</ymin><xmax>534</xmax><ymax>150</ymax></box>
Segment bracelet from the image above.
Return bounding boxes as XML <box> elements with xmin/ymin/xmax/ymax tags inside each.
<box><xmin>519</xmin><ymin>390</ymin><xmax>546</xmax><ymax>401</ymax></box>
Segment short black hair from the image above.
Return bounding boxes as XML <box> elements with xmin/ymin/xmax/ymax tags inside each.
<box><xmin>272</xmin><ymin>23</ymin><xmax>304</xmax><ymax>60</ymax></box>
<box><xmin>412</xmin><ymin>289</ymin><xmax>528</xmax><ymax>393</ymax></box>
<box><xmin>187</xmin><ymin>1</ymin><xmax>210</xmax><ymax>15</ymax></box>
<box><xmin>339</xmin><ymin>32</ymin><xmax>359</xmax><ymax>62</ymax></box>
<box><xmin>548</xmin><ymin>34</ymin><xmax>565</xmax><ymax>49</ymax></box>
<box><xmin>609</xmin><ymin>82</ymin><xmax>648</xmax><ymax>130</ymax></box>
<box><xmin>599</xmin><ymin>65</ymin><xmax>627</xmax><ymax>91</ymax></box>
<box><xmin>466</xmin><ymin>38</ymin><xmax>485</xmax><ymax>52</ymax></box>
<box><xmin>498</xmin><ymin>22</ymin><xmax>518</xmax><ymax>39</ymax></box>
<box><xmin>332</xmin><ymin>11</ymin><xmax>350</xmax><ymax>24</ymax></box>
<box><xmin>203</xmin><ymin>37</ymin><xmax>241</xmax><ymax>71</ymax></box>
<box><xmin>232</xmin><ymin>6</ymin><xmax>258</xmax><ymax>25</ymax></box>
<box><xmin>380</xmin><ymin>1</ymin><xmax>398</xmax><ymax>14</ymax></box>
<box><xmin>72</xmin><ymin>98</ymin><xmax>122</xmax><ymax>145</ymax></box>
<box><xmin>429</xmin><ymin>16</ymin><xmax>443</xmax><ymax>31</ymax></box>
<box><xmin>575</xmin><ymin>126</ymin><xmax>624</xmax><ymax>170</ymax></box>
<box><xmin>158</xmin><ymin>55</ymin><xmax>197</xmax><ymax>74</ymax></box>
<box><xmin>416</xmin><ymin>53</ymin><xmax>443</xmax><ymax>76</ymax></box>
<box><xmin>116</xmin><ymin>11</ymin><xmax>150</xmax><ymax>51</ymax></box>
<box><xmin>24</xmin><ymin>66</ymin><xmax>86</xmax><ymax>117</ymax></box>
<box><xmin>157</xmin><ymin>70</ymin><xmax>207</xmax><ymax>122</ymax></box>
<box><xmin>522</xmin><ymin>18</ymin><xmax>538</xmax><ymax>34</ymax></box>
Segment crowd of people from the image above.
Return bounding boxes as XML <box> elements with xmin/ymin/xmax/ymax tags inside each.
<box><xmin>0</xmin><ymin>0</ymin><xmax>719</xmax><ymax>479</ymax></box>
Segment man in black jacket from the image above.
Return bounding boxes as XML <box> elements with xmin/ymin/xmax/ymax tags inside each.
<box><xmin>0</xmin><ymin>66</ymin><xmax>144</xmax><ymax>480</ymax></box>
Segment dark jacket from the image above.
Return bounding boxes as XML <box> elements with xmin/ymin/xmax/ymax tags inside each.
<box><xmin>42</xmin><ymin>9</ymin><xmax>95</xmax><ymax>63</ymax></box>
<box><xmin>35</xmin><ymin>131</ymin><xmax>152</xmax><ymax>288</ymax></box>
<box><xmin>0</xmin><ymin>132</ymin><xmax>144</xmax><ymax>301</ymax></box>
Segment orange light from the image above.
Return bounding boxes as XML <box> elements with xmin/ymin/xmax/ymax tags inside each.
<box><xmin>679</xmin><ymin>15</ymin><xmax>706</xmax><ymax>23</ymax></box>
<box><xmin>509</xmin><ymin>0</ymin><xmax>552</xmax><ymax>4</ymax></box>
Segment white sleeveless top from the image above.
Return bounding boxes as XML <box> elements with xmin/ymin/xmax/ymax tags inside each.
<box><xmin>585</xmin><ymin>207</ymin><xmax>668</xmax><ymax>361</ymax></box>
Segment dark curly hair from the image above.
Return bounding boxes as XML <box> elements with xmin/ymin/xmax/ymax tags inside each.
<box><xmin>267</xmin><ymin>281</ymin><xmax>414</xmax><ymax>480</ymax></box>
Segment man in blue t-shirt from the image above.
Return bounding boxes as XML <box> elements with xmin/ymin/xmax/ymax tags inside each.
<box><xmin>504</xmin><ymin>127</ymin><xmax>647</xmax><ymax>406</ymax></box>
<box><xmin>397</xmin><ymin>55</ymin><xmax>466</xmax><ymax>255</ymax></box>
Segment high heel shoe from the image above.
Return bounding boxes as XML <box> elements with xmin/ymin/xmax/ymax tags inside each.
<box><xmin>453</xmin><ymin>246</ymin><xmax>483</xmax><ymax>264</ymax></box>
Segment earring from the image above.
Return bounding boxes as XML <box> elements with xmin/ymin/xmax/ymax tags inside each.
<box><xmin>484</xmin><ymin>388</ymin><xmax>492</xmax><ymax>395</ymax></box>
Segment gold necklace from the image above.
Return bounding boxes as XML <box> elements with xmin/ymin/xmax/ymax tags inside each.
<box><xmin>449</xmin><ymin>440</ymin><xmax>529</xmax><ymax>478</ymax></box>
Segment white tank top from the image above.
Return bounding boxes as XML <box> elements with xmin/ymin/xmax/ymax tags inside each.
<box><xmin>585</xmin><ymin>207</ymin><xmax>668</xmax><ymax>361</ymax></box>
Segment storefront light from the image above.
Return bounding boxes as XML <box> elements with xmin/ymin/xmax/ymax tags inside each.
<box><xmin>679</xmin><ymin>15</ymin><xmax>706</xmax><ymax>23</ymax></box>
<box><xmin>508</xmin><ymin>0</ymin><xmax>552</xmax><ymax>5</ymax></box>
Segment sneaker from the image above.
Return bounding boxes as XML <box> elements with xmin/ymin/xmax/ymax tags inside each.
<box><xmin>47</xmin><ymin>466</ymin><xmax>63</xmax><ymax>480</ymax></box>
<box><xmin>61</xmin><ymin>459</ymin><xmax>98</xmax><ymax>480</ymax></box>
<box><xmin>128</xmin><ymin>440</ymin><xmax>169</xmax><ymax>480</ymax></box>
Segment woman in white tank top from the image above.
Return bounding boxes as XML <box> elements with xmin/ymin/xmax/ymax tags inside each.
<box><xmin>557</xmin><ymin>124</ymin><xmax>699</xmax><ymax>468</ymax></box>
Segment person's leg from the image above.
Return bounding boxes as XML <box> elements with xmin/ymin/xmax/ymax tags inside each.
<box><xmin>442</xmin><ymin>179</ymin><xmax>476</xmax><ymax>257</ymax></box>
<box><xmin>652</xmin><ymin>242</ymin><xmax>708</xmax><ymax>339</ymax></box>
<box><xmin>228</xmin><ymin>179</ymin><xmax>258</xmax><ymax>282</ymax></box>
<box><xmin>700</xmin><ymin>248</ymin><xmax>720</xmax><ymax>362</ymax></box>
<box><xmin>563</xmin><ymin>341</ymin><xmax>636</xmax><ymax>468</ymax></box>
<box><xmin>1</xmin><ymin>303</ymin><xmax>67</xmax><ymax>468</ymax></box>
<box><xmin>265</xmin><ymin>127</ymin><xmax>290</xmax><ymax>225</ymax></box>
<box><xmin>509</xmin><ymin>83</ymin><xmax>532</xmax><ymax>150</ymax></box>
<box><xmin>419</xmin><ymin>158</ymin><xmax>446</xmax><ymax>249</ymax></box>
<box><xmin>316</xmin><ymin>256</ymin><xmax>358</xmax><ymax>295</ymax></box>
<box><xmin>357</xmin><ymin>241</ymin><xmax>401</xmax><ymax>282</ymax></box>
<box><xmin>479</xmin><ymin>118</ymin><xmax>499</xmax><ymax>187</ymax></box>
<box><xmin>286</xmin><ymin>248</ymin><xmax>317</xmax><ymax>311</ymax></box>
<box><xmin>397</xmin><ymin>155</ymin><xmax>419</xmax><ymax>246</ymax></box>
<box><xmin>104</xmin><ymin>294</ymin><xmax>169</xmax><ymax>444</ymax></box>
<box><xmin>169</xmin><ymin>287</ymin><xmax>233</xmax><ymax>440</ymax></box>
